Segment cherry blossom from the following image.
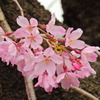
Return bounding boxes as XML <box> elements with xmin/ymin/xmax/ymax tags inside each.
<box><xmin>56</xmin><ymin>72</ymin><xmax>80</xmax><ymax>90</ymax></box>
<box><xmin>0</xmin><ymin>15</ymin><xmax>99</xmax><ymax>92</ymax></box>
<box><xmin>17</xmin><ymin>16</ymin><xmax>38</xmax><ymax>31</ymax></box>
<box><xmin>65</xmin><ymin>28</ymin><xmax>85</xmax><ymax>49</ymax></box>
<box><xmin>34</xmin><ymin>47</ymin><xmax>63</xmax><ymax>76</ymax></box>
<box><xmin>14</xmin><ymin>27</ymin><xmax>43</xmax><ymax>49</ymax></box>
<box><xmin>35</xmin><ymin>71</ymin><xmax>58</xmax><ymax>92</ymax></box>
<box><xmin>46</xmin><ymin>14</ymin><xmax>66</xmax><ymax>38</ymax></box>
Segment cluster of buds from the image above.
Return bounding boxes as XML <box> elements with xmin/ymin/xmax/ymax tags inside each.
<box><xmin>0</xmin><ymin>14</ymin><xmax>99</xmax><ymax>92</ymax></box>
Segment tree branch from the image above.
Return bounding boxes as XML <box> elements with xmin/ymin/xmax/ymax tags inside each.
<box><xmin>70</xmin><ymin>86</ymin><xmax>98</xmax><ymax>100</ymax></box>
<box><xmin>0</xmin><ymin>7</ymin><xmax>12</xmax><ymax>32</ymax></box>
<box><xmin>0</xmin><ymin>6</ymin><xmax>36</xmax><ymax>100</ymax></box>
<box><xmin>12</xmin><ymin>0</ymin><xmax>24</xmax><ymax>16</ymax></box>
<box><xmin>24</xmin><ymin>76</ymin><xmax>37</xmax><ymax>100</ymax></box>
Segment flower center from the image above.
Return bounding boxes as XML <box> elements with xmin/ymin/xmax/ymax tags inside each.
<box><xmin>29</xmin><ymin>35</ymin><xmax>35</xmax><ymax>41</ymax></box>
<box><xmin>0</xmin><ymin>33</ymin><xmax>3</xmax><ymax>38</ymax></box>
<box><xmin>54</xmin><ymin>45</ymin><xmax>62</xmax><ymax>53</ymax></box>
<box><xmin>85</xmin><ymin>53</ymin><xmax>89</xmax><ymax>58</ymax></box>
<box><xmin>69</xmin><ymin>39</ymin><xmax>76</xmax><ymax>44</ymax></box>
<box><xmin>27</xmin><ymin>25</ymin><xmax>34</xmax><ymax>31</ymax></box>
<box><xmin>45</xmin><ymin>58</ymin><xmax>50</xmax><ymax>64</ymax></box>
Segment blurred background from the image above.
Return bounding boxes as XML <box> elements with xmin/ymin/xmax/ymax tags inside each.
<box><xmin>37</xmin><ymin>0</ymin><xmax>100</xmax><ymax>46</ymax></box>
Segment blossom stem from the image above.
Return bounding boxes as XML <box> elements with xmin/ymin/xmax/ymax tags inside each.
<box><xmin>70</xmin><ymin>86</ymin><xmax>98</xmax><ymax>100</ymax></box>
<box><xmin>12</xmin><ymin>0</ymin><xmax>24</xmax><ymax>16</ymax></box>
<box><xmin>43</xmin><ymin>37</ymin><xmax>54</xmax><ymax>47</ymax></box>
<box><xmin>38</xmin><ymin>27</ymin><xmax>53</xmax><ymax>39</ymax></box>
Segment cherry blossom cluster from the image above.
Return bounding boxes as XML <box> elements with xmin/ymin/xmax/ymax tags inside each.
<box><xmin>0</xmin><ymin>14</ymin><xmax>100</xmax><ymax>92</ymax></box>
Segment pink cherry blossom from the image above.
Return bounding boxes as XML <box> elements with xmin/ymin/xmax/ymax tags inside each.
<box><xmin>56</xmin><ymin>72</ymin><xmax>80</xmax><ymax>90</ymax></box>
<box><xmin>81</xmin><ymin>46</ymin><xmax>100</xmax><ymax>62</ymax></box>
<box><xmin>17</xmin><ymin>16</ymin><xmax>38</xmax><ymax>31</ymax></box>
<box><xmin>62</xmin><ymin>53</ymin><xmax>74</xmax><ymax>71</ymax></box>
<box><xmin>75</xmin><ymin>59</ymin><xmax>96</xmax><ymax>79</ymax></box>
<box><xmin>75</xmin><ymin>46</ymin><xmax>100</xmax><ymax>78</ymax></box>
<box><xmin>0</xmin><ymin>38</ymin><xmax>17</xmax><ymax>65</ymax></box>
<box><xmin>35</xmin><ymin>71</ymin><xmax>58</xmax><ymax>92</ymax></box>
<box><xmin>0</xmin><ymin>15</ymin><xmax>100</xmax><ymax>93</ymax></box>
<box><xmin>14</xmin><ymin>27</ymin><xmax>43</xmax><ymax>49</ymax></box>
<box><xmin>46</xmin><ymin>14</ymin><xmax>66</xmax><ymax>38</ymax></box>
<box><xmin>16</xmin><ymin>48</ymin><xmax>35</xmax><ymax>76</ymax></box>
<box><xmin>34</xmin><ymin>47</ymin><xmax>63</xmax><ymax>76</ymax></box>
<box><xmin>65</xmin><ymin>28</ymin><xmax>85</xmax><ymax>49</ymax></box>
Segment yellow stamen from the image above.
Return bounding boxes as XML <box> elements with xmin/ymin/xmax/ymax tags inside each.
<box><xmin>29</xmin><ymin>35</ymin><xmax>35</xmax><ymax>41</ymax></box>
<box><xmin>42</xmin><ymin>58</ymin><xmax>50</xmax><ymax>64</ymax></box>
<box><xmin>54</xmin><ymin>45</ymin><xmax>63</xmax><ymax>53</ymax></box>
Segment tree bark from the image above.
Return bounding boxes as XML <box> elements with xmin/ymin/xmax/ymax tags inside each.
<box><xmin>61</xmin><ymin>0</ymin><xmax>100</xmax><ymax>45</ymax></box>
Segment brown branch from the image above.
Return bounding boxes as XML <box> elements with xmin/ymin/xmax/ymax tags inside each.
<box><xmin>12</xmin><ymin>0</ymin><xmax>24</xmax><ymax>16</ymax></box>
<box><xmin>70</xmin><ymin>86</ymin><xmax>98</xmax><ymax>100</ymax></box>
<box><xmin>0</xmin><ymin>6</ymin><xmax>36</xmax><ymax>100</ymax></box>
<box><xmin>24</xmin><ymin>76</ymin><xmax>37</xmax><ymax>100</ymax></box>
<box><xmin>0</xmin><ymin>8</ymin><xmax>12</xmax><ymax>32</ymax></box>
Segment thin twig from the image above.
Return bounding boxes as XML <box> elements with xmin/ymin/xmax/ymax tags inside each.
<box><xmin>0</xmin><ymin>5</ymin><xmax>36</xmax><ymax>100</ymax></box>
<box><xmin>12</xmin><ymin>0</ymin><xmax>24</xmax><ymax>16</ymax></box>
<box><xmin>12</xmin><ymin>0</ymin><xmax>37</xmax><ymax>99</ymax></box>
<box><xmin>70</xmin><ymin>86</ymin><xmax>98</xmax><ymax>100</ymax></box>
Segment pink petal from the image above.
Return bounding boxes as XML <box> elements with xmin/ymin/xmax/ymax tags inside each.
<box><xmin>23</xmin><ymin>62</ymin><xmax>34</xmax><ymax>71</ymax></box>
<box><xmin>56</xmin><ymin>65</ymin><xmax>64</xmax><ymax>75</ymax></box>
<box><xmin>30</xmin><ymin>18</ymin><xmax>38</xmax><ymax>26</ymax></box>
<box><xmin>49</xmin><ymin>26</ymin><xmax>66</xmax><ymax>38</ymax></box>
<box><xmin>68</xmin><ymin>73</ymin><xmax>80</xmax><ymax>87</ymax></box>
<box><xmin>46</xmin><ymin>61</ymin><xmax>56</xmax><ymax>76</ymax></box>
<box><xmin>61</xmin><ymin>78</ymin><xmax>70</xmax><ymax>90</ymax></box>
<box><xmin>70</xmin><ymin>40</ymin><xmax>85</xmax><ymax>49</ymax></box>
<box><xmin>82</xmin><ymin>46</ymin><xmax>100</xmax><ymax>53</ymax></box>
<box><xmin>65</xmin><ymin>58</ymin><xmax>74</xmax><ymax>71</ymax></box>
<box><xmin>65</xmin><ymin>40</ymin><xmax>70</xmax><ymax>47</ymax></box>
<box><xmin>8</xmin><ymin>44</ymin><xmax>17</xmax><ymax>56</ymax></box>
<box><xmin>87</xmin><ymin>53</ymin><xmax>98</xmax><ymax>62</ymax></box>
<box><xmin>50</xmin><ymin>54</ymin><xmax>63</xmax><ymax>65</ymax></box>
<box><xmin>43</xmin><ymin>76</ymin><xmax>50</xmax><ymax>89</ymax></box>
<box><xmin>47</xmin><ymin>76</ymin><xmax>57</xmax><ymax>87</ymax></box>
<box><xmin>44</xmin><ymin>47</ymin><xmax>54</xmax><ymax>57</ymax></box>
<box><xmin>22</xmin><ymin>38</ymin><xmax>30</xmax><ymax>48</ymax></box>
<box><xmin>34</xmin><ymin>62</ymin><xmax>46</xmax><ymax>75</ymax></box>
<box><xmin>14</xmin><ymin>28</ymin><xmax>30</xmax><ymax>38</ymax></box>
<box><xmin>34</xmin><ymin>54</ymin><xmax>44</xmax><ymax>62</ymax></box>
<box><xmin>35</xmin><ymin>35</ymin><xmax>43</xmax><ymax>44</ymax></box>
<box><xmin>56</xmin><ymin>73</ymin><xmax>66</xmax><ymax>83</ymax></box>
<box><xmin>31</xmin><ymin>28</ymin><xmax>39</xmax><ymax>36</ymax></box>
<box><xmin>48</xmin><ymin>13</ymin><xmax>55</xmax><ymax>26</ymax></box>
<box><xmin>70</xmin><ymin>28</ymin><xmax>83</xmax><ymax>40</ymax></box>
<box><xmin>66</xmin><ymin>28</ymin><xmax>73</xmax><ymax>39</ymax></box>
<box><xmin>17</xmin><ymin>16</ymin><xmax>29</xmax><ymax>27</ymax></box>
<box><xmin>0</xmin><ymin>27</ymin><xmax>5</xmax><ymax>35</ymax></box>
<box><xmin>35</xmin><ymin>75</ymin><xmax>43</xmax><ymax>87</ymax></box>
<box><xmin>31</xmin><ymin>41</ymin><xmax>40</xmax><ymax>49</ymax></box>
